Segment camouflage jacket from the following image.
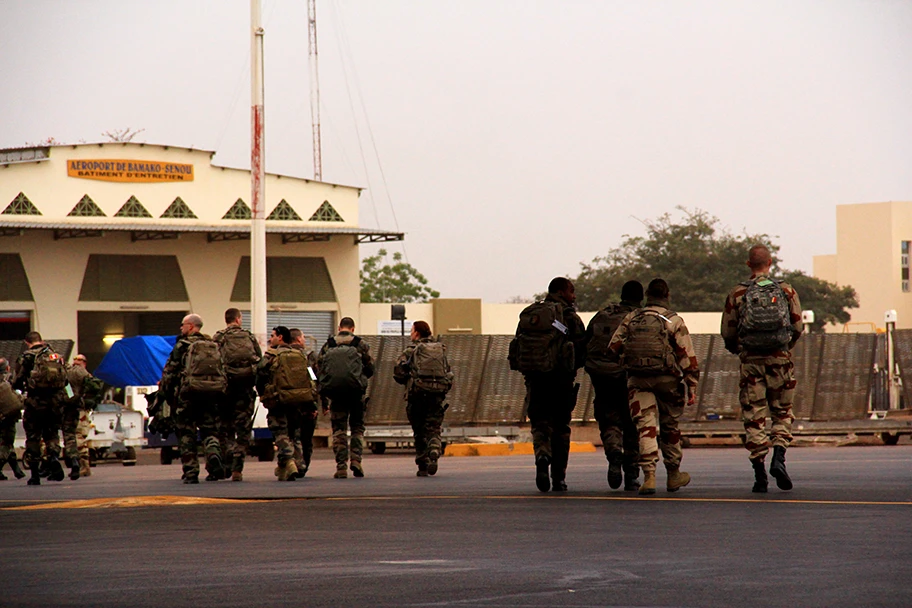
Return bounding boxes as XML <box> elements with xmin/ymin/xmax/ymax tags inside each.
<box><xmin>255</xmin><ymin>343</ymin><xmax>297</xmax><ymax>400</ymax></box>
<box><xmin>607</xmin><ymin>298</ymin><xmax>701</xmax><ymax>391</ymax></box>
<box><xmin>160</xmin><ymin>332</ymin><xmax>210</xmax><ymax>398</ymax></box>
<box><xmin>543</xmin><ymin>293</ymin><xmax>588</xmax><ymax>372</ymax></box>
<box><xmin>721</xmin><ymin>273</ymin><xmax>803</xmax><ymax>361</ymax></box>
<box><xmin>12</xmin><ymin>343</ymin><xmax>54</xmax><ymax>393</ymax></box>
<box><xmin>317</xmin><ymin>331</ymin><xmax>375</xmax><ymax>380</ymax></box>
<box><xmin>66</xmin><ymin>364</ymin><xmax>91</xmax><ymax>400</ymax></box>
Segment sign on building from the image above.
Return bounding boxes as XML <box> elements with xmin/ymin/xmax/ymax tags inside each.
<box><xmin>378</xmin><ymin>320</ymin><xmax>414</xmax><ymax>336</ymax></box>
<box><xmin>67</xmin><ymin>159</ymin><xmax>194</xmax><ymax>182</ymax></box>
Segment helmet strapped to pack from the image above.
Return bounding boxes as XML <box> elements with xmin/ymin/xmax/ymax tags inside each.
<box><xmin>508</xmin><ymin>300</ymin><xmax>575</xmax><ymax>374</ymax></box>
<box><xmin>621</xmin><ymin>309</ymin><xmax>678</xmax><ymax>376</ymax></box>
<box><xmin>409</xmin><ymin>341</ymin><xmax>453</xmax><ymax>395</ymax></box>
<box><xmin>319</xmin><ymin>337</ymin><xmax>367</xmax><ymax>394</ymax></box>
<box><xmin>738</xmin><ymin>278</ymin><xmax>792</xmax><ymax>354</ymax></box>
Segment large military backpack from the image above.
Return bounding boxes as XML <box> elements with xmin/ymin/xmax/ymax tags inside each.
<box><xmin>508</xmin><ymin>301</ymin><xmax>574</xmax><ymax>374</ymax></box>
<box><xmin>319</xmin><ymin>337</ymin><xmax>367</xmax><ymax>394</ymax></box>
<box><xmin>267</xmin><ymin>348</ymin><xmax>315</xmax><ymax>406</ymax></box>
<box><xmin>738</xmin><ymin>278</ymin><xmax>792</xmax><ymax>353</ymax></box>
<box><xmin>409</xmin><ymin>341</ymin><xmax>453</xmax><ymax>395</ymax></box>
<box><xmin>585</xmin><ymin>304</ymin><xmax>634</xmax><ymax>376</ymax></box>
<box><xmin>0</xmin><ymin>380</ymin><xmax>23</xmax><ymax>420</ymax></box>
<box><xmin>81</xmin><ymin>375</ymin><xmax>105</xmax><ymax>410</ymax></box>
<box><xmin>180</xmin><ymin>338</ymin><xmax>227</xmax><ymax>397</ymax></box>
<box><xmin>621</xmin><ymin>309</ymin><xmax>678</xmax><ymax>376</ymax></box>
<box><xmin>218</xmin><ymin>327</ymin><xmax>259</xmax><ymax>386</ymax></box>
<box><xmin>28</xmin><ymin>347</ymin><xmax>69</xmax><ymax>391</ymax></box>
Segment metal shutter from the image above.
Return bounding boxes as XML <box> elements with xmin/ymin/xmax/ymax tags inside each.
<box><xmin>241</xmin><ymin>311</ymin><xmax>336</xmax><ymax>347</ymax></box>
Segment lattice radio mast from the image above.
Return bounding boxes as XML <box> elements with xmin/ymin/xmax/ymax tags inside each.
<box><xmin>308</xmin><ymin>0</ymin><xmax>323</xmax><ymax>181</ymax></box>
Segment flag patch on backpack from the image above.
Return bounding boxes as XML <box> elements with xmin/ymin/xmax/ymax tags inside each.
<box><xmin>28</xmin><ymin>347</ymin><xmax>68</xmax><ymax>390</ymax></box>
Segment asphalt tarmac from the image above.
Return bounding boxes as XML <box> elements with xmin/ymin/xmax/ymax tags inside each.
<box><xmin>2</xmin><ymin>446</ymin><xmax>910</xmax><ymax>607</ymax></box>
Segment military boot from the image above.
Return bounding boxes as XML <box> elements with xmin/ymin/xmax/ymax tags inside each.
<box><xmin>27</xmin><ymin>458</ymin><xmax>41</xmax><ymax>486</ymax></box>
<box><xmin>0</xmin><ymin>468</ymin><xmax>6</xmax><ymax>480</ymax></box>
<box><xmin>639</xmin><ymin>470</ymin><xmax>656</xmax><ymax>495</ymax></box>
<box><xmin>334</xmin><ymin>465</ymin><xmax>348</xmax><ymax>479</ymax></box>
<box><xmin>283</xmin><ymin>460</ymin><xmax>298</xmax><ymax>481</ymax></box>
<box><xmin>607</xmin><ymin>452</ymin><xmax>623</xmax><ymax>490</ymax></box>
<box><xmin>623</xmin><ymin>464</ymin><xmax>640</xmax><ymax>492</ymax></box>
<box><xmin>68</xmin><ymin>457</ymin><xmax>80</xmax><ymax>481</ymax></box>
<box><xmin>535</xmin><ymin>455</ymin><xmax>551</xmax><ymax>492</ymax></box>
<box><xmin>666</xmin><ymin>466</ymin><xmax>691</xmax><ymax>492</ymax></box>
<box><xmin>230</xmin><ymin>471</ymin><xmax>243</xmax><ymax>482</ymax></box>
<box><xmin>751</xmin><ymin>458</ymin><xmax>768</xmax><ymax>493</ymax></box>
<box><xmin>46</xmin><ymin>457</ymin><xmax>65</xmax><ymax>482</ymax></box>
<box><xmin>769</xmin><ymin>446</ymin><xmax>793</xmax><ymax>490</ymax></box>
<box><xmin>350</xmin><ymin>461</ymin><xmax>365</xmax><ymax>478</ymax></box>
<box><xmin>427</xmin><ymin>448</ymin><xmax>440</xmax><ymax>476</ymax></box>
<box><xmin>205</xmin><ymin>454</ymin><xmax>225</xmax><ymax>481</ymax></box>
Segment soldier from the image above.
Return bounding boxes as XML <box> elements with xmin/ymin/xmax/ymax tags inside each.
<box><xmin>394</xmin><ymin>321</ymin><xmax>453</xmax><ymax>477</ymax></box>
<box><xmin>213</xmin><ymin>308</ymin><xmax>262</xmax><ymax>482</ymax></box>
<box><xmin>608</xmin><ymin>278</ymin><xmax>699</xmax><ymax>496</ymax></box>
<box><xmin>510</xmin><ymin>277</ymin><xmax>586</xmax><ymax>492</ymax></box>
<box><xmin>721</xmin><ymin>244</ymin><xmax>803</xmax><ymax>492</ymax></box>
<box><xmin>12</xmin><ymin>332</ymin><xmax>69</xmax><ymax>485</ymax></box>
<box><xmin>0</xmin><ymin>358</ymin><xmax>27</xmax><ymax>480</ymax></box>
<box><xmin>318</xmin><ymin>317</ymin><xmax>374</xmax><ymax>479</ymax></box>
<box><xmin>584</xmin><ymin>280</ymin><xmax>643</xmax><ymax>491</ymax></box>
<box><xmin>161</xmin><ymin>314</ymin><xmax>226</xmax><ymax>484</ymax></box>
<box><xmin>289</xmin><ymin>328</ymin><xmax>319</xmax><ymax>479</ymax></box>
<box><xmin>64</xmin><ymin>354</ymin><xmax>99</xmax><ymax>478</ymax></box>
<box><xmin>256</xmin><ymin>326</ymin><xmax>313</xmax><ymax>481</ymax></box>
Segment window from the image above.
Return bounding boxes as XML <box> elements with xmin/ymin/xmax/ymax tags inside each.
<box><xmin>309</xmin><ymin>201</ymin><xmax>344</xmax><ymax>222</ymax></box>
<box><xmin>114</xmin><ymin>196</ymin><xmax>152</xmax><ymax>218</ymax></box>
<box><xmin>223</xmin><ymin>198</ymin><xmax>251</xmax><ymax>220</ymax></box>
<box><xmin>160</xmin><ymin>197</ymin><xmax>197</xmax><ymax>219</ymax></box>
<box><xmin>68</xmin><ymin>195</ymin><xmax>106</xmax><ymax>217</ymax></box>
<box><xmin>2</xmin><ymin>192</ymin><xmax>41</xmax><ymax>215</ymax></box>
<box><xmin>231</xmin><ymin>256</ymin><xmax>336</xmax><ymax>302</ymax></box>
<box><xmin>267</xmin><ymin>199</ymin><xmax>302</xmax><ymax>221</ymax></box>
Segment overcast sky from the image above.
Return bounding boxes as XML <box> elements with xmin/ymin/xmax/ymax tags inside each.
<box><xmin>2</xmin><ymin>1</ymin><xmax>911</xmax><ymax>302</ymax></box>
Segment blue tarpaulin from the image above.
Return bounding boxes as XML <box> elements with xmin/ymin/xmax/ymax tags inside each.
<box><xmin>93</xmin><ymin>335</ymin><xmax>177</xmax><ymax>388</ymax></box>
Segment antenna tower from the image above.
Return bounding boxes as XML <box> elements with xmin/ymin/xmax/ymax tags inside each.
<box><xmin>308</xmin><ymin>0</ymin><xmax>322</xmax><ymax>181</ymax></box>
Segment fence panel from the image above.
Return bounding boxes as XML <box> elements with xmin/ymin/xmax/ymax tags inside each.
<box><xmin>438</xmin><ymin>335</ymin><xmax>489</xmax><ymax>425</ymax></box>
<box><xmin>364</xmin><ymin>336</ymin><xmax>410</xmax><ymax>424</ymax></box>
<box><xmin>892</xmin><ymin>329</ymin><xmax>912</xmax><ymax>410</ymax></box>
<box><xmin>791</xmin><ymin>333</ymin><xmax>823</xmax><ymax>420</ymax></box>
<box><xmin>473</xmin><ymin>336</ymin><xmax>527</xmax><ymax>424</ymax></box>
<box><xmin>695</xmin><ymin>336</ymin><xmax>742</xmax><ymax>420</ymax></box>
<box><xmin>811</xmin><ymin>334</ymin><xmax>875</xmax><ymax>420</ymax></box>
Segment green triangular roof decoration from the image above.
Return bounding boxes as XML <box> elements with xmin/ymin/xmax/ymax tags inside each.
<box><xmin>68</xmin><ymin>195</ymin><xmax>106</xmax><ymax>217</ymax></box>
<box><xmin>223</xmin><ymin>198</ymin><xmax>251</xmax><ymax>220</ymax></box>
<box><xmin>114</xmin><ymin>196</ymin><xmax>152</xmax><ymax>218</ymax></box>
<box><xmin>309</xmin><ymin>200</ymin><xmax>344</xmax><ymax>222</ymax></box>
<box><xmin>267</xmin><ymin>199</ymin><xmax>302</xmax><ymax>221</ymax></box>
<box><xmin>2</xmin><ymin>192</ymin><xmax>41</xmax><ymax>216</ymax></box>
<box><xmin>160</xmin><ymin>197</ymin><xmax>197</xmax><ymax>219</ymax></box>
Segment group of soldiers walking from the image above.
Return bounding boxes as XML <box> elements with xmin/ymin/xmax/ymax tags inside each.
<box><xmin>511</xmin><ymin>243</ymin><xmax>802</xmax><ymax>495</ymax></box>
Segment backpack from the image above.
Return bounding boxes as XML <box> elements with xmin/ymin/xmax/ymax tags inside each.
<box><xmin>409</xmin><ymin>341</ymin><xmax>453</xmax><ymax>395</ymax></box>
<box><xmin>319</xmin><ymin>337</ymin><xmax>366</xmax><ymax>393</ymax></box>
<box><xmin>28</xmin><ymin>347</ymin><xmax>68</xmax><ymax>390</ymax></box>
<box><xmin>621</xmin><ymin>309</ymin><xmax>678</xmax><ymax>376</ymax></box>
<box><xmin>737</xmin><ymin>278</ymin><xmax>792</xmax><ymax>353</ymax></box>
<box><xmin>180</xmin><ymin>338</ymin><xmax>227</xmax><ymax>397</ymax></box>
<box><xmin>0</xmin><ymin>380</ymin><xmax>23</xmax><ymax>420</ymax></box>
<box><xmin>508</xmin><ymin>301</ymin><xmax>574</xmax><ymax>374</ymax></box>
<box><xmin>81</xmin><ymin>375</ymin><xmax>105</xmax><ymax>410</ymax></box>
<box><xmin>217</xmin><ymin>327</ymin><xmax>259</xmax><ymax>386</ymax></box>
<box><xmin>268</xmin><ymin>348</ymin><xmax>315</xmax><ymax>406</ymax></box>
<box><xmin>585</xmin><ymin>304</ymin><xmax>634</xmax><ymax>376</ymax></box>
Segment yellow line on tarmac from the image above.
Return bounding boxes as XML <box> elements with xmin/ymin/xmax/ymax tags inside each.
<box><xmin>3</xmin><ymin>495</ymin><xmax>258</xmax><ymax>511</ymax></box>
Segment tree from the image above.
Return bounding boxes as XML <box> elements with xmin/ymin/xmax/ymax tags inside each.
<box><xmin>568</xmin><ymin>207</ymin><xmax>858</xmax><ymax>331</ymax></box>
<box><xmin>360</xmin><ymin>249</ymin><xmax>440</xmax><ymax>303</ymax></box>
<box><xmin>102</xmin><ymin>128</ymin><xmax>145</xmax><ymax>143</ymax></box>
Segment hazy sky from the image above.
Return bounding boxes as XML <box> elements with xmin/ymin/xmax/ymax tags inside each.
<box><xmin>2</xmin><ymin>1</ymin><xmax>911</xmax><ymax>302</ymax></box>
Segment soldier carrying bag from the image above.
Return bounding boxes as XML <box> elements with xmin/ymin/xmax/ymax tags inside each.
<box><xmin>738</xmin><ymin>278</ymin><xmax>792</xmax><ymax>354</ymax></box>
<box><xmin>0</xmin><ymin>381</ymin><xmax>24</xmax><ymax>420</ymax></box>
<box><xmin>621</xmin><ymin>309</ymin><xmax>678</xmax><ymax>376</ymax></box>
<box><xmin>509</xmin><ymin>301</ymin><xmax>574</xmax><ymax>374</ymax></box>
<box><xmin>218</xmin><ymin>327</ymin><xmax>259</xmax><ymax>387</ymax></box>
<box><xmin>28</xmin><ymin>347</ymin><xmax>68</xmax><ymax>391</ymax></box>
<box><xmin>319</xmin><ymin>337</ymin><xmax>367</xmax><ymax>394</ymax></box>
<box><xmin>266</xmin><ymin>349</ymin><xmax>315</xmax><ymax>407</ymax></box>
<box><xmin>409</xmin><ymin>341</ymin><xmax>454</xmax><ymax>395</ymax></box>
<box><xmin>585</xmin><ymin>304</ymin><xmax>632</xmax><ymax>376</ymax></box>
<box><xmin>180</xmin><ymin>339</ymin><xmax>228</xmax><ymax>398</ymax></box>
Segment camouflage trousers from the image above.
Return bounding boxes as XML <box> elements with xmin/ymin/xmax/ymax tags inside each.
<box><xmin>266</xmin><ymin>403</ymin><xmax>295</xmax><ymax>467</ymax></box>
<box><xmin>406</xmin><ymin>392</ymin><xmax>447</xmax><ymax>468</ymax></box>
<box><xmin>591</xmin><ymin>373</ymin><xmax>639</xmax><ymax>468</ymax></box>
<box><xmin>60</xmin><ymin>404</ymin><xmax>83</xmax><ymax>464</ymax></box>
<box><xmin>739</xmin><ymin>359</ymin><xmax>796</xmax><ymax>461</ymax></box>
<box><xmin>291</xmin><ymin>406</ymin><xmax>318</xmax><ymax>474</ymax></box>
<box><xmin>526</xmin><ymin>374</ymin><xmax>574</xmax><ymax>482</ymax></box>
<box><xmin>627</xmin><ymin>375</ymin><xmax>685</xmax><ymax>474</ymax></box>
<box><xmin>0</xmin><ymin>413</ymin><xmax>19</xmax><ymax>462</ymax></box>
<box><xmin>76</xmin><ymin>410</ymin><xmax>90</xmax><ymax>470</ymax></box>
<box><xmin>23</xmin><ymin>397</ymin><xmax>61</xmax><ymax>463</ymax></box>
<box><xmin>217</xmin><ymin>386</ymin><xmax>256</xmax><ymax>473</ymax></box>
<box><xmin>175</xmin><ymin>399</ymin><xmax>221</xmax><ymax>479</ymax></box>
<box><xmin>328</xmin><ymin>391</ymin><xmax>365</xmax><ymax>468</ymax></box>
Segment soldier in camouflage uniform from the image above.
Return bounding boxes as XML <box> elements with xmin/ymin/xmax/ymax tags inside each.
<box><xmin>0</xmin><ymin>358</ymin><xmax>27</xmax><ymax>480</ymax></box>
<box><xmin>520</xmin><ymin>278</ymin><xmax>587</xmax><ymax>493</ymax></box>
<box><xmin>721</xmin><ymin>244</ymin><xmax>803</xmax><ymax>492</ymax></box>
<box><xmin>584</xmin><ymin>280</ymin><xmax>643</xmax><ymax>491</ymax></box>
<box><xmin>289</xmin><ymin>328</ymin><xmax>319</xmax><ymax>479</ymax></box>
<box><xmin>318</xmin><ymin>317</ymin><xmax>374</xmax><ymax>479</ymax></box>
<box><xmin>394</xmin><ymin>321</ymin><xmax>451</xmax><ymax>477</ymax></box>
<box><xmin>255</xmin><ymin>326</ymin><xmax>299</xmax><ymax>481</ymax></box>
<box><xmin>64</xmin><ymin>354</ymin><xmax>93</xmax><ymax>478</ymax></box>
<box><xmin>161</xmin><ymin>314</ymin><xmax>224</xmax><ymax>484</ymax></box>
<box><xmin>608</xmin><ymin>279</ymin><xmax>700</xmax><ymax>496</ymax></box>
<box><xmin>213</xmin><ymin>308</ymin><xmax>262</xmax><ymax>482</ymax></box>
<box><xmin>12</xmin><ymin>332</ymin><xmax>68</xmax><ymax>485</ymax></box>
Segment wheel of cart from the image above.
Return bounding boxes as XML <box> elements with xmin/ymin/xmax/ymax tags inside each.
<box><xmin>160</xmin><ymin>445</ymin><xmax>176</xmax><ymax>465</ymax></box>
<box><xmin>121</xmin><ymin>446</ymin><xmax>137</xmax><ymax>466</ymax></box>
<box><xmin>370</xmin><ymin>441</ymin><xmax>387</xmax><ymax>455</ymax></box>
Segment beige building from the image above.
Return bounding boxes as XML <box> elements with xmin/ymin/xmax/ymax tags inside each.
<box><xmin>814</xmin><ymin>201</ymin><xmax>912</xmax><ymax>331</ymax></box>
<box><xmin>0</xmin><ymin>143</ymin><xmax>401</xmax><ymax>364</ymax></box>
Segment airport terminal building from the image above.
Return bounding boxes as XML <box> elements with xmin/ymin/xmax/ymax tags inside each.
<box><xmin>0</xmin><ymin>142</ymin><xmax>401</xmax><ymax>365</ymax></box>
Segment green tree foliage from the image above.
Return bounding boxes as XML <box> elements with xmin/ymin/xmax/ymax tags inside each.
<box><xmin>570</xmin><ymin>208</ymin><xmax>857</xmax><ymax>331</ymax></box>
<box><xmin>360</xmin><ymin>248</ymin><xmax>440</xmax><ymax>303</ymax></box>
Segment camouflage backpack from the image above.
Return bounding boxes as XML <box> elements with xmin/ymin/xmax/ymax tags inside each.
<box><xmin>28</xmin><ymin>347</ymin><xmax>69</xmax><ymax>390</ymax></box>
<box><xmin>0</xmin><ymin>380</ymin><xmax>24</xmax><ymax>420</ymax></box>
<box><xmin>217</xmin><ymin>327</ymin><xmax>259</xmax><ymax>386</ymax></box>
<box><xmin>319</xmin><ymin>337</ymin><xmax>367</xmax><ymax>394</ymax></box>
<box><xmin>81</xmin><ymin>375</ymin><xmax>105</xmax><ymax>410</ymax></box>
<box><xmin>180</xmin><ymin>338</ymin><xmax>227</xmax><ymax>397</ymax></box>
<box><xmin>585</xmin><ymin>304</ymin><xmax>635</xmax><ymax>376</ymax></box>
<box><xmin>621</xmin><ymin>309</ymin><xmax>678</xmax><ymax>376</ymax></box>
<box><xmin>738</xmin><ymin>278</ymin><xmax>792</xmax><ymax>353</ymax></box>
<box><xmin>508</xmin><ymin>301</ymin><xmax>574</xmax><ymax>374</ymax></box>
<box><xmin>409</xmin><ymin>341</ymin><xmax>453</xmax><ymax>395</ymax></box>
<box><xmin>266</xmin><ymin>348</ymin><xmax>315</xmax><ymax>406</ymax></box>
